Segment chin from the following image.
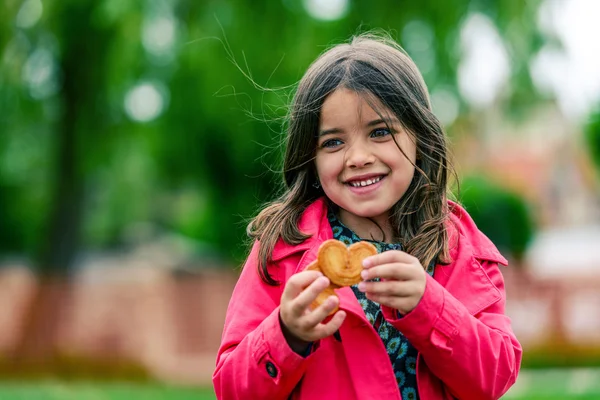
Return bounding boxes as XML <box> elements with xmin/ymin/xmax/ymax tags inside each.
<box><xmin>346</xmin><ymin>206</ymin><xmax>388</xmax><ymax>219</ymax></box>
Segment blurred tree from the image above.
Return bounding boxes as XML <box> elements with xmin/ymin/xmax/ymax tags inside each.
<box><xmin>38</xmin><ymin>3</ymin><xmax>116</xmax><ymax>275</ymax></box>
<box><xmin>459</xmin><ymin>176</ymin><xmax>535</xmax><ymax>263</ymax></box>
<box><xmin>4</xmin><ymin>0</ymin><xmax>121</xmax><ymax>366</ymax></box>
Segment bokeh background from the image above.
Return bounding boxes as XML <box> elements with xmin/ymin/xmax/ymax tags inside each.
<box><xmin>1</xmin><ymin>0</ymin><xmax>600</xmax><ymax>398</ymax></box>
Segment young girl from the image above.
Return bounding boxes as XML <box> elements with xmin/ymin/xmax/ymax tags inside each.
<box><xmin>213</xmin><ymin>33</ymin><xmax>522</xmax><ymax>400</ymax></box>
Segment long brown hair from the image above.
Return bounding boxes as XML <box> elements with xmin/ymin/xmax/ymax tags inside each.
<box><xmin>247</xmin><ymin>33</ymin><xmax>454</xmax><ymax>285</ymax></box>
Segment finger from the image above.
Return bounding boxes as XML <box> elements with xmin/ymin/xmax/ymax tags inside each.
<box><xmin>311</xmin><ymin>310</ymin><xmax>346</xmax><ymax>340</ymax></box>
<box><xmin>363</xmin><ymin>250</ymin><xmax>416</xmax><ymax>268</ymax></box>
<box><xmin>358</xmin><ymin>281</ymin><xmax>406</xmax><ymax>296</ymax></box>
<box><xmin>301</xmin><ymin>295</ymin><xmax>340</xmax><ymax>327</ymax></box>
<box><xmin>291</xmin><ymin>277</ymin><xmax>332</xmax><ymax>313</ymax></box>
<box><xmin>366</xmin><ymin>293</ymin><xmax>419</xmax><ymax>315</ymax></box>
<box><xmin>282</xmin><ymin>270</ymin><xmax>324</xmax><ymax>302</ymax></box>
<box><xmin>358</xmin><ymin>280</ymin><xmax>410</xmax><ymax>296</ymax></box>
<box><xmin>361</xmin><ymin>263</ymin><xmax>415</xmax><ymax>281</ymax></box>
<box><xmin>365</xmin><ymin>293</ymin><xmax>398</xmax><ymax>308</ymax></box>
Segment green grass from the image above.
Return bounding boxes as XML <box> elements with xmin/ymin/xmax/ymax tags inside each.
<box><xmin>505</xmin><ymin>397</ymin><xmax>599</xmax><ymax>400</ymax></box>
<box><xmin>0</xmin><ymin>382</ymin><xmax>216</xmax><ymax>400</ymax></box>
<box><xmin>501</xmin><ymin>368</ymin><xmax>600</xmax><ymax>400</ymax></box>
<box><xmin>1</xmin><ymin>368</ymin><xmax>600</xmax><ymax>399</ymax></box>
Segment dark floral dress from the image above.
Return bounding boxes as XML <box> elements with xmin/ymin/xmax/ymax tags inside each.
<box><xmin>328</xmin><ymin>210</ymin><xmax>435</xmax><ymax>400</ymax></box>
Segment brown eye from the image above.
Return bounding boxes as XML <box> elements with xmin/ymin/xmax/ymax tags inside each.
<box><xmin>321</xmin><ymin>138</ymin><xmax>343</xmax><ymax>148</ymax></box>
<box><xmin>370</xmin><ymin>128</ymin><xmax>392</xmax><ymax>138</ymax></box>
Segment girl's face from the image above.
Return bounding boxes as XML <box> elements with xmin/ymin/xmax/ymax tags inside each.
<box><xmin>315</xmin><ymin>88</ymin><xmax>417</xmax><ymax>225</ymax></box>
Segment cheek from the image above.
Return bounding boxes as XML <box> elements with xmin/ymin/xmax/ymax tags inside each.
<box><xmin>399</xmin><ymin>156</ymin><xmax>417</xmax><ymax>172</ymax></box>
<box><xmin>390</xmin><ymin>143</ymin><xmax>417</xmax><ymax>171</ymax></box>
<box><xmin>315</xmin><ymin>155</ymin><xmax>342</xmax><ymax>180</ymax></box>
<box><xmin>394</xmin><ymin>135</ymin><xmax>417</xmax><ymax>162</ymax></box>
<box><xmin>389</xmin><ymin>156</ymin><xmax>417</xmax><ymax>189</ymax></box>
<box><xmin>314</xmin><ymin>157</ymin><xmax>327</xmax><ymax>179</ymax></box>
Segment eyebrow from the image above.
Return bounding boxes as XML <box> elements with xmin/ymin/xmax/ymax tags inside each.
<box><xmin>318</xmin><ymin>118</ymin><xmax>399</xmax><ymax>137</ymax></box>
<box><xmin>367</xmin><ymin>118</ymin><xmax>398</xmax><ymax>127</ymax></box>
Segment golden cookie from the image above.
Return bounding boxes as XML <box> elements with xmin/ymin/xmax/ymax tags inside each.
<box><xmin>305</xmin><ymin>258</ymin><xmax>342</xmax><ymax>289</ymax></box>
<box><xmin>348</xmin><ymin>241</ymin><xmax>377</xmax><ymax>275</ymax></box>
<box><xmin>303</xmin><ymin>239</ymin><xmax>377</xmax><ymax>315</ymax></box>
<box><xmin>318</xmin><ymin>239</ymin><xmax>362</xmax><ymax>286</ymax></box>
<box><xmin>305</xmin><ymin>260</ymin><xmax>321</xmax><ymax>272</ymax></box>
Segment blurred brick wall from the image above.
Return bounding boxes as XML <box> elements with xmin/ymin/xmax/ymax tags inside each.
<box><xmin>503</xmin><ymin>266</ymin><xmax>600</xmax><ymax>349</ymax></box>
<box><xmin>0</xmin><ymin>264</ymin><xmax>239</xmax><ymax>386</ymax></box>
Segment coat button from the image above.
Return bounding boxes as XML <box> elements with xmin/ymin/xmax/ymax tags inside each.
<box><xmin>266</xmin><ymin>361</ymin><xmax>278</xmax><ymax>378</ymax></box>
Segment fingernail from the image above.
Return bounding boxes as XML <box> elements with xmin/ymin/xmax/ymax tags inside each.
<box><xmin>362</xmin><ymin>258</ymin><xmax>371</xmax><ymax>267</ymax></box>
<box><xmin>361</xmin><ymin>270</ymin><xmax>369</xmax><ymax>280</ymax></box>
<box><xmin>357</xmin><ymin>282</ymin><xmax>366</xmax><ymax>292</ymax></box>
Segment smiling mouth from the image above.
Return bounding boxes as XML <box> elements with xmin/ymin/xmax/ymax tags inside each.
<box><xmin>346</xmin><ymin>175</ymin><xmax>385</xmax><ymax>187</ymax></box>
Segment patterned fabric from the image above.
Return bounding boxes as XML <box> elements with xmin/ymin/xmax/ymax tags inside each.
<box><xmin>328</xmin><ymin>209</ymin><xmax>435</xmax><ymax>399</ymax></box>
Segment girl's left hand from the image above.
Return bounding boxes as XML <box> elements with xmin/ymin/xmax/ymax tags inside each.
<box><xmin>358</xmin><ymin>250</ymin><xmax>427</xmax><ymax>315</ymax></box>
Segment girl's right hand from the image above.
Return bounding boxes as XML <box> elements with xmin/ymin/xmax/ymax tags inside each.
<box><xmin>279</xmin><ymin>270</ymin><xmax>347</xmax><ymax>353</ymax></box>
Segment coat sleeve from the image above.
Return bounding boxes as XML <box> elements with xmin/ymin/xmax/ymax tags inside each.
<box><xmin>381</xmin><ymin>260</ymin><xmax>522</xmax><ymax>400</ymax></box>
<box><xmin>212</xmin><ymin>241</ymin><xmax>310</xmax><ymax>400</ymax></box>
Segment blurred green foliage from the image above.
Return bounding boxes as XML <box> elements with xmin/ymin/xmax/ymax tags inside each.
<box><xmin>459</xmin><ymin>176</ymin><xmax>535</xmax><ymax>262</ymax></box>
<box><xmin>0</xmin><ymin>0</ymin><xmax>547</xmax><ymax>272</ymax></box>
<box><xmin>585</xmin><ymin>109</ymin><xmax>600</xmax><ymax>175</ymax></box>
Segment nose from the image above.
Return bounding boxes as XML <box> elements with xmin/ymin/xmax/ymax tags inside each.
<box><xmin>344</xmin><ymin>141</ymin><xmax>375</xmax><ymax>169</ymax></box>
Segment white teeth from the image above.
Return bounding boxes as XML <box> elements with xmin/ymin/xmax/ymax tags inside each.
<box><xmin>350</xmin><ymin>176</ymin><xmax>382</xmax><ymax>187</ymax></box>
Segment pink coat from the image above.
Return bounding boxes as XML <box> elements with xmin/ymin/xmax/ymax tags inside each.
<box><xmin>213</xmin><ymin>198</ymin><xmax>522</xmax><ymax>399</ymax></box>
